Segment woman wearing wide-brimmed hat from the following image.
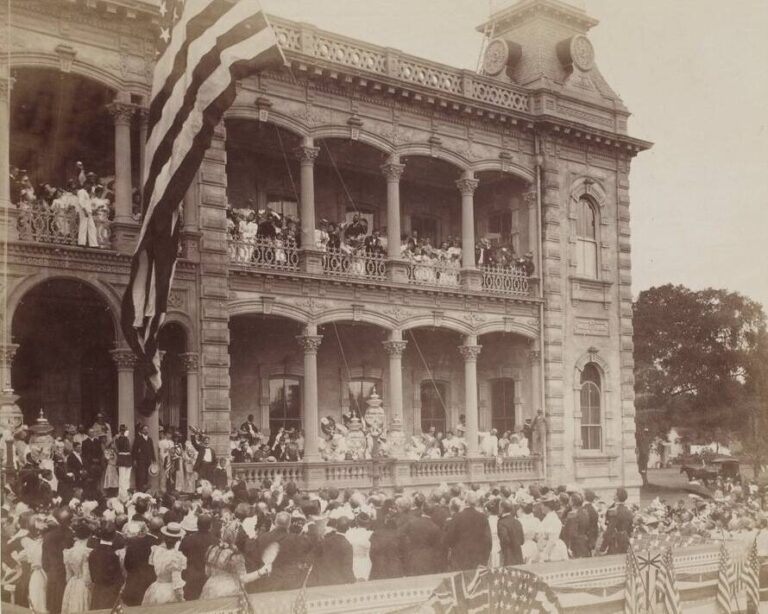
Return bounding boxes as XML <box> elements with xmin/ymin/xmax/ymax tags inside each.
<box><xmin>141</xmin><ymin>522</ymin><xmax>188</xmax><ymax>605</ymax></box>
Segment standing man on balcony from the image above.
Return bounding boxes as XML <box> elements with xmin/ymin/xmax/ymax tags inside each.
<box><xmin>531</xmin><ymin>409</ymin><xmax>548</xmax><ymax>456</ymax></box>
<box><xmin>240</xmin><ymin>414</ymin><xmax>260</xmax><ymax>445</ymax></box>
<box><xmin>76</xmin><ymin>173</ymin><xmax>99</xmax><ymax>247</ymax></box>
<box><xmin>132</xmin><ymin>424</ymin><xmax>156</xmax><ymax>493</ymax></box>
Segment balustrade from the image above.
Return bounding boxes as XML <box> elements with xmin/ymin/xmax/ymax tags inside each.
<box><xmin>322</xmin><ymin>247</ymin><xmax>387</xmax><ymax>281</ymax></box>
<box><xmin>16</xmin><ymin>207</ymin><xmax>112</xmax><ymax>249</ymax></box>
<box><xmin>228</xmin><ymin>236</ymin><xmax>299</xmax><ymax>271</ymax></box>
<box><xmin>407</xmin><ymin>260</ymin><xmax>461</xmax><ymax>289</ymax></box>
<box><xmin>481</xmin><ymin>264</ymin><xmax>530</xmax><ymax>296</ymax></box>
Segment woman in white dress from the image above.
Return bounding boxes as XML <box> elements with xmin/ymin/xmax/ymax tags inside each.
<box><xmin>182</xmin><ymin>440</ymin><xmax>198</xmax><ymax>494</ymax></box>
<box><xmin>17</xmin><ymin>515</ymin><xmax>48</xmax><ymax>614</ymax></box>
<box><xmin>142</xmin><ymin>523</ymin><xmax>188</xmax><ymax>605</ymax></box>
<box><xmin>486</xmin><ymin>499</ymin><xmax>501</xmax><ymax>568</ymax></box>
<box><xmin>61</xmin><ymin>522</ymin><xmax>93</xmax><ymax>614</ymax></box>
<box><xmin>346</xmin><ymin>511</ymin><xmax>373</xmax><ymax>581</ymax></box>
<box><xmin>157</xmin><ymin>431</ymin><xmax>174</xmax><ymax>492</ymax></box>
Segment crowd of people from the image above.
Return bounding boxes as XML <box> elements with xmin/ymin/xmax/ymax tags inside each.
<box><xmin>4</xmin><ymin>439</ymin><xmax>768</xmax><ymax>614</ymax></box>
<box><xmin>11</xmin><ymin>163</ymin><xmax>115</xmax><ymax>248</ymax></box>
<box><xmin>226</xmin><ymin>205</ymin><xmax>535</xmax><ymax>282</ymax></box>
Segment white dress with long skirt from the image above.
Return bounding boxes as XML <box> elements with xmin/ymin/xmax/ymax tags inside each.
<box><xmin>345</xmin><ymin>527</ymin><xmax>373</xmax><ymax>581</ymax></box>
<box><xmin>61</xmin><ymin>542</ymin><xmax>92</xmax><ymax>613</ymax></box>
<box><xmin>20</xmin><ymin>536</ymin><xmax>47</xmax><ymax>614</ymax></box>
<box><xmin>141</xmin><ymin>545</ymin><xmax>187</xmax><ymax>605</ymax></box>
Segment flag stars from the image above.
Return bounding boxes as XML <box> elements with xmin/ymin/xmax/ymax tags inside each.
<box><xmin>160</xmin><ymin>27</ymin><xmax>170</xmax><ymax>43</ymax></box>
<box><xmin>159</xmin><ymin>1</ymin><xmax>167</xmax><ymax>18</ymax></box>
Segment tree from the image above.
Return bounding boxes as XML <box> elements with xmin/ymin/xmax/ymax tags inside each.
<box><xmin>633</xmin><ymin>285</ymin><xmax>768</xmax><ymax>461</ymax></box>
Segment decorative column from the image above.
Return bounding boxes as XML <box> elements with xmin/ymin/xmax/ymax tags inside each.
<box><xmin>110</xmin><ymin>348</ymin><xmax>138</xmax><ymax>431</ymax></box>
<box><xmin>457</xmin><ymin>171</ymin><xmax>481</xmax><ymax>291</ymax></box>
<box><xmin>528</xmin><ymin>345</ymin><xmax>542</xmax><ymax>427</ymax></box>
<box><xmin>0</xmin><ymin>76</ymin><xmax>12</xmax><ymax>209</ymax></box>
<box><xmin>458</xmin><ymin>336</ymin><xmax>482</xmax><ymax>456</ymax></box>
<box><xmin>524</xmin><ymin>190</ymin><xmax>539</xmax><ymax>273</ymax></box>
<box><xmin>0</xmin><ymin>343</ymin><xmax>18</xmax><ymax>392</ymax></box>
<box><xmin>382</xmin><ymin>332</ymin><xmax>407</xmax><ymax>457</ymax></box>
<box><xmin>381</xmin><ymin>158</ymin><xmax>405</xmax><ymax>259</ymax></box>
<box><xmin>181</xmin><ymin>352</ymin><xmax>200</xmax><ymax>432</ymax></box>
<box><xmin>295</xmin><ymin>139</ymin><xmax>320</xmax><ymax>248</ymax></box>
<box><xmin>296</xmin><ymin>327</ymin><xmax>322</xmax><ymax>461</ymax></box>
<box><xmin>107</xmin><ymin>100</ymin><xmax>137</xmax><ymax>252</ymax></box>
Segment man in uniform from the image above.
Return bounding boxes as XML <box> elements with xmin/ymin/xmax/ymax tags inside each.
<box><xmin>114</xmin><ymin>425</ymin><xmax>132</xmax><ymax>500</ymax></box>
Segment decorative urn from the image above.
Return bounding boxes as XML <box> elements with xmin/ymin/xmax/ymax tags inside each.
<box><xmin>363</xmin><ymin>388</ymin><xmax>386</xmax><ymax>436</ymax></box>
<box><xmin>29</xmin><ymin>409</ymin><xmax>55</xmax><ymax>460</ymax></box>
<box><xmin>345</xmin><ymin>414</ymin><xmax>367</xmax><ymax>460</ymax></box>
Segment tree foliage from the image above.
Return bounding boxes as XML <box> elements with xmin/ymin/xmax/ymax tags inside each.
<box><xmin>633</xmin><ymin>285</ymin><xmax>768</xmax><ymax>455</ymax></box>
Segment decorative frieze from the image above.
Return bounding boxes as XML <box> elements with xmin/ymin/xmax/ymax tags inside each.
<box><xmin>382</xmin><ymin>340</ymin><xmax>408</xmax><ymax>357</ymax></box>
<box><xmin>574</xmin><ymin>317</ymin><xmax>609</xmax><ymax>337</ymax></box>
<box><xmin>458</xmin><ymin>344</ymin><xmax>482</xmax><ymax>362</ymax></box>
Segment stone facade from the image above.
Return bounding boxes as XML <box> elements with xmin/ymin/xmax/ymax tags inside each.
<box><xmin>2</xmin><ymin>0</ymin><xmax>650</xmax><ymax>495</ymax></box>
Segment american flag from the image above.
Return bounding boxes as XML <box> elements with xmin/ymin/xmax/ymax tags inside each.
<box><xmin>741</xmin><ymin>539</ymin><xmax>760</xmax><ymax>614</ymax></box>
<box><xmin>427</xmin><ymin>567</ymin><xmax>491</xmax><ymax>614</ymax></box>
<box><xmin>657</xmin><ymin>548</ymin><xmax>681</xmax><ymax>614</ymax></box>
<box><xmin>488</xmin><ymin>567</ymin><xmax>562</xmax><ymax>614</ymax></box>
<box><xmin>121</xmin><ymin>0</ymin><xmax>284</xmax><ymax>403</ymax></box>
<box><xmin>716</xmin><ymin>542</ymin><xmax>737</xmax><ymax>614</ymax></box>
<box><xmin>624</xmin><ymin>548</ymin><xmax>643</xmax><ymax>614</ymax></box>
<box><xmin>426</xmin><ymin>567</ymin><xmax>561</xmax><ymax>614</ymax></box>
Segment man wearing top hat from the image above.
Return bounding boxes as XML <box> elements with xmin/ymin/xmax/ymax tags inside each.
<box><xmin>89</xmin><ymin>523</ymin><xmax>124</xmax><ymax>609</ymax></box>
<box><xmin>192</xmin><ymin>432</ymin><xmax>217</xmax><ymax>483</ymax></box>
<box><xmin>132</xmin><ymin>424</ymin><xmax>156</xmax><ymax>493</ymax></box>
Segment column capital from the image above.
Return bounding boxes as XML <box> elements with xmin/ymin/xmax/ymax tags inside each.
<box><xmin>456</xmin><ymin>177</ymin><xmax>479</xmax><ymax>196</ymax></box>
<box><xmin>180</xmin><ymin>352</ymin><xmax>200</xmax><ymax>372</ymax></box>
<box><xmin>0</xmin><ymin>343</ymin><xmax>20</xmax><ymax>365</ymax></box>
<box><xmin>136</xmin><ymin>105</ymin><xmax>149</xmax><ymax>125</ymax></box>
<box><xmin>523</xmin><ymin>190</ymin><xmax>537</xmax><ymax>206</ymax></box>
<box><xmin>381</xmin><ymin>162</ymin><xmax>405</xmax><ymax>182</ymax></box>
<box><xmin>110</xmin><ymin>348</ymin><xmax>139</xmax><ymax>370</ymax></box>
<box><xmin>382</xmin><ymin>340</ymin><xmax>408</xmax><ymax>357</ymax></box>
<box><xmin>106</xmin><ymin>101</ymin><xmax>137</xmax><ymax>125</ymax></box>
<box><xmin>528</xmin><ymin>349</ymin><xmax>541</xmax><ymax>364</ymax></box>
<box><xmin>458</xmin><ymin>344</ymin><xmax>482</xmax><ymax>362</ymax></box>
<box><xmin>296</xmin><ymin>334</ymin><xmax>323</xmax><ymax>354</ymax></box>
<box><xmin>294</xmin><ymin>145</ymin><xmax>320</xmax><ymax>165</ymax></box>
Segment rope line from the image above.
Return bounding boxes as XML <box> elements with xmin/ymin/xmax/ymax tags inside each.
<box><xmin>320</xmin><ymin>139</ymin><xmax>360</xmax><ymax>216</ymax></box>
<box><xmin>407</xmin><ymin>329</ymin><xmax>449</xmax><ymax>416</ymax></box>
<box><xmin>273</xmin><ymin>122</ymin><xmax>300</xmax><ymax>205</ymax></box>
<box><xmin>330</xmin><ymin>322</ymin><xmax>363</xmax><ymax>418</ymax></box>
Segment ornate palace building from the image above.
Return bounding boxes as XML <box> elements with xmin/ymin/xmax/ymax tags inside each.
<box><xmin>1</xmin><ymin>0</ymin><xmax>650</xmax><ymax>495</ymax></box>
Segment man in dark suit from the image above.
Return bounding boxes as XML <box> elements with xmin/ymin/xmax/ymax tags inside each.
<box><xmin>583</xmin><ymin>490</ymin><xmax>600</xmax><ymax>553</ymax></box>
<box><xmin>240</xmin><ymin>415</ymin><xmax>260</xmax><ymax>445</ymax></box>
<box><xmin>66</xmin><ymin>442</ymin><xmax>87</xmax><ymax>494</ymax></box>
<box><xmin>251</xmin><ymin>511</ymin><xmax>313</xmax><ymax>592</ymax></box>
<box><xmin>604</xmin><ymin>487</ymin><xmax>634</xmax><ymax>555</ymax></box>
<box><xmin>192</xmin><ymin>433</ymin><xmax>217</xmax><ymax>482</ymax></box>
<box><xmin>309</xmin><ymin>517</ymin><xmax>355</xmax><ymax>586</ymax></box>
<box><xmin>132</xmin><ymin>424</ymin><xmax>155</xmax><ymax>492</ymax></box>
<box><xmin>81</xmin><ymin>428</ymin><xmax>103</xmax><ymax>499</ymax></box>
<box><xmin>179</xmin><ymin>515</ymin><xmax>217</xmax><ymax>600</ymax></box>
<box><xmin>42</xmin><ymin>508</ymin><xmax>74</xmax><ymax>614</ymax></box>
<box><xmin>563</xmin><ymin>493</ymin><xmax>592</xmax><ymax>558</ymax></box>
<box><xmin>89</xmin><ymin>524</ymin><xmax>124</xmax><ymax>609</ymax></box>
<box><xmin>497</xmin><ymin>499</ymin><xmax>524</xmax><ymax>566</ymax></box>
<box><xmin>400</xmin><ymin>502</ymin><xmax>444</xmax><ymax>576</ymax></box>
<box><xmin>122</xmin><ymin>517</ymin><xmax>161</xmax><ymax>605</ymax></box>
<box><xmin>443</xmin><ymin>492</ymin><xmax>492</xmax><ymax>571</ymax></box>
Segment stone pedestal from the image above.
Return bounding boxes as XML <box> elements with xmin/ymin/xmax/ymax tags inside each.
<box><xmin>386</xmin><ymin>259</ymin><xmax>411</xmax><ymax>284</ymax></box>
<box><xmin>299</xmin><ymin>248</ymin><xmax>325</xmax><ymax>275</ymax></box>
<box><xmin>461</xmin><ymin>268</ymin><xmax>483</xmax><ymax>292</ymax></box>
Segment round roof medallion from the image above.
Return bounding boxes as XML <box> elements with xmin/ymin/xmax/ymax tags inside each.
<box><xmin>570</xmin><ymin>35</ymin><xmax>594</xmax><ymax>71</ymax></box>
<box><xmin>482</xmin><ymin>38</ymin><xmax>509</xmax><ymax>76</ymax></box>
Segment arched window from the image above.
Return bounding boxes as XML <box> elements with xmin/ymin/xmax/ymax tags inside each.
<box><xmin>576</xmin><ymin>197</ymin><xmax>598</xmax><ymax>279</ymax></box>
<box><xmin>269</xmin><ymin>376</ymin><xmax>301</xmax><ymax>433</ymax></box>
<box><xmin>420</xmin><ymin>381</ymin><xmax>447</xmax><ymax>433</ymax></box>
<box><xmin>580</xmin><ymin>363</ymin><xmax>602</xmax><ymax>450</ymax></box>
<box><xmin>491</xmin><ymin>378</ymin><xmax>516</xmax><ymax>434</ymax></box>
<box><xmin>348</xmin><ymin>378</ymin><xmax>380</xmax><ymax>418</ymax></box>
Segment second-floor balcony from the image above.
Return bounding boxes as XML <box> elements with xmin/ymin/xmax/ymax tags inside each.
<box><xmin>16</xmin><ymin>206</ymin><xmax>112</xmax><ymax>250</ymax></box>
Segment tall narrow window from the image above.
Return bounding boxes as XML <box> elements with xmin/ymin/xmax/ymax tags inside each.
<box><xmin>269</xmin><ymin>376</ymin><xmax>301</xmax><ymax>433</ymax></box>
<box><xmin>491</xmin><ymin>378</ymin><xmax>516</xmax><ymax>434</ymax></box>
<box><xmin>580</xmin><ymin>363</ymin><xmax>602</xmax><ymax>450</ymax></box>
<box><xmin>420</xmin><ymin>381</ymin><xmax>447</xmax><ymax>433</ymax></box>
<box><xmin>576</xmin><ymin>197</ymin><xmax>598</xmax><ymax>279</ymax></box>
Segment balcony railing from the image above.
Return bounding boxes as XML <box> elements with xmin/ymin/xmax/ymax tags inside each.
<box><xmin>407</xmin><ymin>260</ymin><xmax>461</xmax><ymax>289</ymax></box>
<box><xmin>232</xmin><ymin>455</ymin><xmax>541</xmax><ymax>490</ymax></box>
<box><xmin>481</xmin><ymin>264</ymin><xmax>530</xmax><ymax>296</ymax></box>
<box><xmin>228</xmin><ymin>236</ymin><xmax>299</xmax><ymax>272</ymax></box>
<box><xmin>16</xmin><ymin>207</ymin><xmax>112</xmax><ymax>249</ymax></box>
<box><xmin>322</xmin><ymin>247</ymin><xmax>387</xmax><ymax>281</ymax></box>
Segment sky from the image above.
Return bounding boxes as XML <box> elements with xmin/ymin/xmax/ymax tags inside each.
<box><xmin>259</xmin><ymin>0</ymin><xmax>768</xmax><ymax>310</ymax></box>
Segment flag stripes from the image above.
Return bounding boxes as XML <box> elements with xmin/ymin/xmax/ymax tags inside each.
<box><xmin>743</xmin><ymin>539</ymin><xmax>760</xmax><ymax>613</ymax></box>
<box><xmin>657</xmin><ymin>548</ymin><xmax>681</xmax><ymax>614</ymax></box>
<box><xmin>717</xmin><ymin>542</ymin><xmax>737</xmax><ymax>614</ymax></box>
<box><xmin>121</xmin><ymin>0</ymin><xmax>283</xmax><ymax>399</ymax></box>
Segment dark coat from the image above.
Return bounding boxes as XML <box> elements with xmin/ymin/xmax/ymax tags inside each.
<box><xmin>497</xmin><ymin>514</ymin><xmax>524</xmax><ymax>566</ymax></box>
<box><xmin>132</xmin><ymin>435</ymin><xmax>155</xmax><ymax>491</ymax></box>
<box><xmin>309</xmin><ymin>532</ymin><xmax>355</xmax><ymax>587</ymax></box>
<box><xmin>583</xmin><ymin>503</ymin><xmax>600</xmax><ymax>551</ymax></box>
<box><xmin>369</xmin><ymin>527</ymin><xmax>404</xmax><ymax>580</ymax></box>
<box><xmin>443</xmin><ymin>508</ymin><xmax>492</xmax><ymax>572</ymax></box>
<box><xmin>400</xmin><ymin>515</ymin><xmax>444</xmax><ymax>576</ymax></box>
<box><xmin>81</xmin><ymin>438</ymin><xmax>103</xmax><ymax>468</ymax></box>
<box><xmin>179</xmin><ymin>531</ymin><xmax>217</xmax><ymax>600</ymax></box>
<box><xmin>122</xmin><ymin>533</ymin><xmax>158</xmax><ymax>605</ymax></box>
<box><xmin>89</xmin><ymin>543</ymin><xmax>124</xmax><ymax>610</ymax></box>
<box><xmin>604</xmin><ymin>503</ymin><xmax>634</xmax><ymax>555</ymax></box>
<box><xmin>563</xmin><ymin>507</ymin><xmax>592</xmax><ymax>558</ymax></box>
<box><xmin>114</xmin><ymin>434</ymin><xmax>132</xmax><ymax>467</ymax></box>
<box><xmin>42</xmin><ymin>525</ymin><xmax>73</xmax><ymax>614</ymax></box>
<box><xmin>253</xmin><ymin>528</ymin><xmax>314</xmax><ymax>592</ymax></box>
<box><xmin>429</xmin><ymin>505</ymin><xmax>451</xmax><ymax>530</ymax></box>
<box><xmin>192</xmin><ymin>439</ymin><xmax>217</xmax><ymax>481</ymax></box>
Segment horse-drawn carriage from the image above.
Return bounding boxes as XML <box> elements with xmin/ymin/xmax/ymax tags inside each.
<box><xmin>680</xmin><ymin>455</ymin><xmax>741</xmax><ymax>487</ymax></box>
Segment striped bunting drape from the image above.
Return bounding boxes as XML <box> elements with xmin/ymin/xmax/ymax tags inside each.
<box><xmin>121</xmin><ymin>0</ymin><xmax>284</xmax><ymax>406</ymax></box>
